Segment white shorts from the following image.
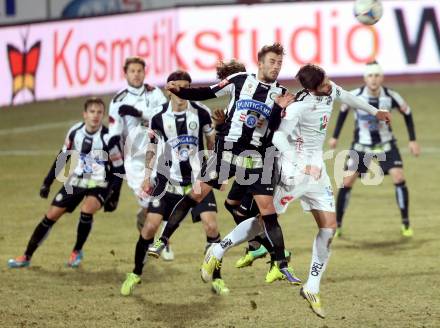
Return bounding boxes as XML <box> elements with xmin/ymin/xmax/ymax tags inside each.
<box><xmin>125</xmin><ymin>158</ymin><xmax>150</xmax><ymax>208</ymax></box>
<box><xmin>274</xmin><ymin>170</ymin><xmax>335</xmax><ymax>214</ymax></box>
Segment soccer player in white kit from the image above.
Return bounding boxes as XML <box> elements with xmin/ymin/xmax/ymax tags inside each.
<box><xmin>203</xmin><ymin>64</ymin><xmax>391</xmax><ymax>318</ymax></box>
<box><xmin>272</xmin><ymin>64</ymin><xmax>391</xmax><ymax>318</ymax></box>
<box><xmin>108</xmin><ymin>57</ymin><xmax>173</xmax><ymax>258</ymax></box>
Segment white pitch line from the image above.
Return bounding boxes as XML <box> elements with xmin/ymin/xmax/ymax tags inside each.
<box><xmin>0</xmin><ymin>150</ymin><xmax>56</xmax><ymax>156</ymax></box>
<box><xmin>0</xmin><ymin>120</ymin><xmax>76</xmax><ymax>136</ymax></box>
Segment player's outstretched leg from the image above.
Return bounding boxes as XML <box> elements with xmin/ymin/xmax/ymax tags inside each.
<box><xmin>8</xmin><ymin>216</ymin><xmax>56</xmax><ymax>268</ymax></box>
<box><xmin>201</xmin><ymin>217</ymin><xmax>261</xmax><ymax>282</ymax></box>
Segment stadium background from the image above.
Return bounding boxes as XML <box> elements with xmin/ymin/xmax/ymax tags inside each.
<box><xmin>1</xmin><ymin>0</ymin><xmax>439</xmax><ymax>327</ymax></box>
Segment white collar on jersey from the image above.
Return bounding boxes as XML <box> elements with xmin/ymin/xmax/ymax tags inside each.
<box><xmin>167</xmin><ymin>101</ymin><xmax>190</xmax><ymax>115</ymax></box>
<box><xmin>82</xmin><ymin>124</ymin><xmax>102</xmax><ymax>136</ymax></box>
<box><xmin>253</xmin><ymin>73</ymin><xmax>277</xmax><ymax>87</ymax></box>
<box><xmin>127</xmin><ymin>85</ymin><xmax>145</xmax><ymax>96</ymax></box>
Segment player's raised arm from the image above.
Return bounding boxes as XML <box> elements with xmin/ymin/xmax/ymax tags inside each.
<box><xmin>166</xmin><ymin>72</ymin><xmax>243</xmax><ymax>101</ymax></box>
<box><xmin>336</xmin><ymin>83</ymin><xmax>391</xmax><ymax>124</ymax></box>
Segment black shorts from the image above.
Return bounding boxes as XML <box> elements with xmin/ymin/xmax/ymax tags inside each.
<box><xmin>200</xmin><ymin>139</ymin><xmax>275</xmax><ymax>196</ymax></box>
<box><xmin>345</xmin><ymin>142</ymin><xmax>403</xmax><ymax>175</ymax></box>
<box><xmin>227</xmin><ymin>181</ymin><xmax>259</xmax><ymax>217</ymax></box>
<box><xmin>148</xmin><ymin>187</ymin><xmax>217</xmax><ymax>223</ymax></box>
<box><xmin>51</xmin><ymin>185</ymin><xmax>107</xmax><ymax>213</ymax></box>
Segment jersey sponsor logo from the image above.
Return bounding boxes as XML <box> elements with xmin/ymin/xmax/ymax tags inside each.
<box><xmin>189</xmin><ymin>121</ymin><xmax>198</xmax><ymax>130</ymax></box>
<box><xmin>236</xmin><ymin>99</ymin><xmax>272</xmax><ymax>119</ymax></box>
<box><xmin>79</xmin><ymin>153</ymin><xmax>106</xmax><ymax>174</ymax></box>
<box><xmin>168</xmin><ymin>135</ymin><xmax>198</xmax><ymax>148</ymax></box>
<box><xmin>358</xmin><ymin>113</ymin><xmax>379</xmax><ymax>131</ymax></box>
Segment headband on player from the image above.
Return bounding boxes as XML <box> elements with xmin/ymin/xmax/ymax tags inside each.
<box><xmin>364</xmin><ymin>62</ymin><xmax>383</xmax><ymax>77</ymax></box>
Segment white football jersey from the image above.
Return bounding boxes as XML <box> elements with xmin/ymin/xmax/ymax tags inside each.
<box><xmin>108</xmin><ymin>84</ymin><xmax>167</xmax><ymax>161</ymax></box>
<box><xmin>280</xmin><ymin>81</ymin><xmax>343</xmax><ymax>170</ymax></box>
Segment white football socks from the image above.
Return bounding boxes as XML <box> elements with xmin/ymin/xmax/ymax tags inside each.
<box><xmin>212</xmin><ymin>217</ymin><xmax>262</xmax><ymax>260</ymax></box>
<box><xmin>304</xmin><ymin>228</ymin><xmax>335</xmax><ymax>294</ymax></box>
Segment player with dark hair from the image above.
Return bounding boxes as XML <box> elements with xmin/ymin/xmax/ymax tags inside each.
<box><xmin>328</xmin><ymin>61</ymin><xmax>420</xmax><ymax>237</ymax></box>
<box><xmin>204</xmin><ymin>64</ymin><xmax>391</xmax><ymax>318</ymax></box>
<box><xmin>148</xmin><ymin>43</ymin><xmax>299</xmax><ymax>284</ymax></box>
<box><xmin>8</xmin><ymin>97</ymin><xmax>124</xmax><ymax>268</ymax></box>
<box><xmin>120</xmin><ymin>70</ymin><xmax>229</xmax><ymax>296</ymax></box>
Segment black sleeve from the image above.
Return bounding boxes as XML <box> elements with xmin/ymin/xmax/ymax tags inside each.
<box><xmin>104</xmin><ymin>139</ymin><xmax>125</xmax><ymax>212</ymax></box>
<box><xmin>199</xmin><ymin>108</ymin><xmax>212</xmax><ymax>128</ymax></box>
<box><xmin>42</xmin><ymin>151</ymin><xmax>70</xmax><ymax>186</ymax></box>
<box><xmin>268</xmin><ymin>103</ymin><xmax>284</xmax><ymax>132</ymax></box>
<box><xmin>402</xmin><ymin>112</ymin><xmax>416</xmax><ymax>141</ymax></box>
<box><xmin>173</xmin><ymin>86</ymin><xmax>217</xmax><ymax>101</ymax></box>
<box><xmin>332</xmin><ymin>110</ymin><xmax>349</xmax><ymax>139</ymax></box>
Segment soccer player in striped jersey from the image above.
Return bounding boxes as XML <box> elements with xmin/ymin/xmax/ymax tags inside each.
<box><xmin>328</xmin><ymin>61</ymin><xmax>420</xmax><ymax>237</ymax></box>
<box><xmin>120</xmin><ymin>71</ymin><xmax>229</xmax><ymax>296</ymax></box>
<box><xmin>148</xmin><ymin>43</ymin><xmax>298</xmax><ymax>284</ymax></box>
<box><xmin>8</xmin><ymin>98</ymin><xmax>124</xmax><ymax>269</ymax></box>
<box><xmin>213</xmin><ymin>59</ymin><xmax>279</xmax><ymax>274</ymax></box>
<box><xmin>108</xmin><ymin>57</ymin><xmax>174</xmax><ymax>259</ymax></box>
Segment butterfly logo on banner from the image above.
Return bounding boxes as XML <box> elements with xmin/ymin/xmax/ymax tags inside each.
<box><xmin>6</xmin><ymin>28</ymin><xmax>41</xmax><ymax>104</ymax></box>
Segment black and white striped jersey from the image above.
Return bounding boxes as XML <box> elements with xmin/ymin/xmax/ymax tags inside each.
<box><xmin>151</xmin><ymin>101</ymin><xmax>214</xmax><ymax>186</ymax></box>
<box><xmin>210</xmin><ymin>72</ymin><xmax>286</xmax><ymax>153</ymax></box>
<box><xmin>340</xmin><ymin>86</ymin><xmax>411</xmax><ymax>145</ymax></box>
<box><xmin>43</xmin><ymin>122</ymin><xmax>124</xmax><ymax>186</ymax></box>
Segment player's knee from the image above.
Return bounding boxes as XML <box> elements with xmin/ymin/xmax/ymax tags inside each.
<box><xmin>144</xmin><ymin>219</ymin><xmax>161</xmax><ymax>237</ymax></box>
<box><xmin>392</xmin><ymin>173</ymin><xmax>405</xmax><ymax>184</ymax></box>
<box><xmin>259</xmin><ymin>204</ymin><xmax>276</xmax><ymax>216</ymax></box>
<box><xmin>203</xmin><ymin>220</ymin><xmax>218</xmax><ymax>236</ymax></box>
<box><xmin>343</xmin><ymin>175</ymin><xmax>356</xmax><ymax>188</ymax></box>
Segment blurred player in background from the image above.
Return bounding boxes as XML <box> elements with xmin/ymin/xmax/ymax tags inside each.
<box><xmin>108</xmin><ymin>57</ymin><xmax>176</xmax><ymax>260</ymax></box>
<box><xmin>120</xmin><ymin>70</ymin><xmax>228</xmax><ymax>296</ymax></box>
<box><xmin>8</xmin><ymin>97</ymin><xmax>124</xmax><ymax>268</ymax></box>
<box><xmin>328</xmin><ymin>61</ymin><xmax>420</xmax><ymax>237</ymax></box>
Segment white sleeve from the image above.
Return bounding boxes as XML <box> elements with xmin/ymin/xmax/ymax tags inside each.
<box><xmin>141</xmin><ymin>88</ymin><xmax>168</xmax><ymax>121</ymax></box>
<box><xmin>272</xmin><ymin>103</ymin><xmax>303</xmax><ymax>160</ymax></box>
<box><xmin>335</xmin><ymin>83</ymin><xmax>378</xmax><ymax>115</ymax></box>
<box><xmin>108</xmin><ymin>100</ymin><xmax>124</xmax><ymax>137</ymax></box>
